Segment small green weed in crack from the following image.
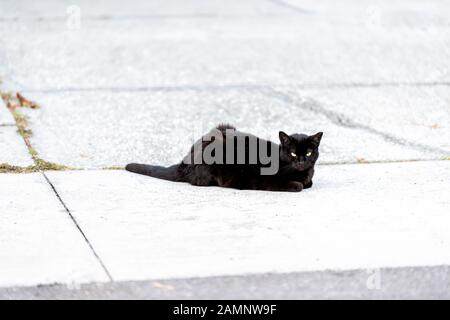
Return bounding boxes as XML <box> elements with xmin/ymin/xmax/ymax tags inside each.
<box><xmin>2</xmin><ymin>89</ymin><xmax>125</xmax><ymax>173</ymax></box>
<box><xmin>0</xmin><ymin>163</ymin><xmax>35</xmax><ymax>174</ymax></box>
<box><xmin>1</xmin><ymin>90</ymin><xmax>72</xmax><ymax>172</ymax></box>
<box><xmin>102</xmin><ymin>166</ymin><xmax>124</xmax><ymax>170</ymax></box>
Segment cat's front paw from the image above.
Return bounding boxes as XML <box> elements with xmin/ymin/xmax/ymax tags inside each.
<box><xmin>287</xmin><ymin>181</ymin><xmax>303</xmax><ymax>192</ymax></box>
<box><xmin>303</xmin><ymin>180</ymin><xmax>313</xmax><ymax>189</ymax></box>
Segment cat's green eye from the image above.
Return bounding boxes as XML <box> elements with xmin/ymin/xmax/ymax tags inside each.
<box><xmin>290</xmin><ymin>152</ymin><xmax>297</xmax><ymax>157</ymax></box>
<box><xmin>306</xmin><ymin>151</ymin><xmax>312</xmax><ymax>157</ymax></box>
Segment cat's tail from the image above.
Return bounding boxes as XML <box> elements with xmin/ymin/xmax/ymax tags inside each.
<box><xmin>125</xmin><ymin>163</ymin><xmax>180</xmax><ymax>182</ymax></box>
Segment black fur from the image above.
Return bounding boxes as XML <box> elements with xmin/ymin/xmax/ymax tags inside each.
<box><xmin>126</xmin><ymin>125</ymin><xmax>323</xmax><ymax>192</ymax></box>
<box><xmin>125</xmin><ymin>164</ymin><xmax>180</xmax><ymax>181</ymax></box>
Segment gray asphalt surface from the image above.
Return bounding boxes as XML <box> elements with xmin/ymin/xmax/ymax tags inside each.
<box><xmin>1</xmin><ymin>265</ymin><xmax>449</xmax><ymax>299</ymax></box>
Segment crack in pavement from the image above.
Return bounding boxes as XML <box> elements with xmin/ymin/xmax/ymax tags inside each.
<box><xmin>18</xmin><ymin>81</ymin><xmax>450</xmax><ymax>94</ymax></box>
<box><xmin>267</xmin><ymin>0</ymin><xmax>313</xmax><ymax>14</ymax></box>
<box><xmin>1</xmin><ymin>159</ymin><xmax>447</xmax><ymax>173</ymax></box>
<box><xmin>19</xmin><ymin>84</ymin><xmax>270</xmax><ymax>94</ymax></box>
<box><xmin>265</xmin><ymin>87</ymin><xmax>449</xmax><ymax>156</ymax></box>
<box><xmin>0</xmin><ymin>90</ymin><xmax>71</xmax><ymax>171</ymax></box>
<box><xmin>1</xmin><ymin>88</ymin><xmax>112</xmax><ymax>278</ymax></box>
<box><xmin>41</xmin><ymin>172</ymin><xmax>114</xmax><ymax>282</ymax></box>
<box><xmin>319</xmin><ymin>158</ymin><xmax>447</xmax><ymax>166</ymax></box>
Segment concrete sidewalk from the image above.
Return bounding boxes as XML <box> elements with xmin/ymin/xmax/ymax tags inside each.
<box><xmin>1</xmin><ymin>0</ymin><xmax>449</xmax><ymax>299</ymax></box>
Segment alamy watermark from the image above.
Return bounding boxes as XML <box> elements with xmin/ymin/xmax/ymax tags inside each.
<box><xmin>182</xmin><ymin>128</ymin><xmax>280</xmax><ymax>175</ymax></box>
<box><xmin>365</xmin><ymin>5</ymin><xmax>382</xmax><ymax>32</ymax></box>
<box><xmin>66</xmin><ymin>5</ymin><xmax>81</xmax><ymax>30</ymax></box>
<box><xmin>366</xmin><ymin>268</ymin><xmax>382</xmax><ymax>290</ymax></box>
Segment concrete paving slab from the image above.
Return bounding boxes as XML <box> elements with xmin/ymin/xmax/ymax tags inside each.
<box><xmin>0</xmin><ymin>126</ymin><xmax>34</xmax><ymax>167</ymax></box>
<box><xmin>21</xmin><ymin>90</ymin><xmax>430</xmax><ymax>168</ymax></box>
<box><xmin>0</xmin><ymin>104</ymin><xmax>15</xmax><ymax>125</ymax></box>
<box><xmin>286</xmin><ymin>0</ymin><xmax>450</xmax><ymax>19</ymax></box>
<box><xmin>45</xmin><ymin>161</ymin><xmax>450</xmax><ymax>282</ymax></box>
<box><xmin>2</xmin><ymin>265</ymin><xmax>450</xmax><ymax>299</ymax></box>
<box><xmin>0</xmin><ymin>173</ymin><xmax>110</xmax><ymax>287</ymax></box>
<box><xmin>273</xmin><ymin>85</ymin><xmax>450</xmax><ymax>155</ymax></box>
<box><xmin>1</xmin><ymin>1</ymin><xmax>449</xmax><ymax>91</ymax></box>
<box><xmin>0</xmin><ymin>0</ymin><xmax>291</xmax><ymax>19</ymax></box>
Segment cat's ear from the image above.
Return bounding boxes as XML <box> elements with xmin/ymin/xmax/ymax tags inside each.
<box><xmin>310</xmin><ymin>132</ymin><xmax>323</xmax><ymax>145</ymax></box>
<box><xmin>279</xmin><ymin>131</ymin><xmax>291</xmax><ymax>145</ymax></box>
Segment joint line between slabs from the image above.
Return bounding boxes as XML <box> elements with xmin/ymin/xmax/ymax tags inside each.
<box><xmin>41</xmin><ymin>172</ymin><xmax>114</xmax><ymax>282</ymax></box>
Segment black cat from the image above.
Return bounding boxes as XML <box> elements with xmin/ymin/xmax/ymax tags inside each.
<box><xmin>126</xmin><ymin>124</ymin><xmax>323</xmax><ymax>192</ymax></box>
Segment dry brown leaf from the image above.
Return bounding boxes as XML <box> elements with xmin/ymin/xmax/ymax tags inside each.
<box><xmin>6</xmin><ymin>101</ymin><xmax>19</xmax><ymax>111</ymax></box>
<box><xmin>16</xmin><ymin>92</ymin><xmax>40</xmax><ymax>109</ymax></box>
<box><xmin>152</xmin><ymin>281</ymin><xmax>175</xmax><ymax>291</ymax></box>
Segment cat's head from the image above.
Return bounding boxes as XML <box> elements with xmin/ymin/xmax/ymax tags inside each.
<box><xmin>279</xmin><ymin>131</ymin><xmax>323</xmax><ymax>171</ymax></box>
